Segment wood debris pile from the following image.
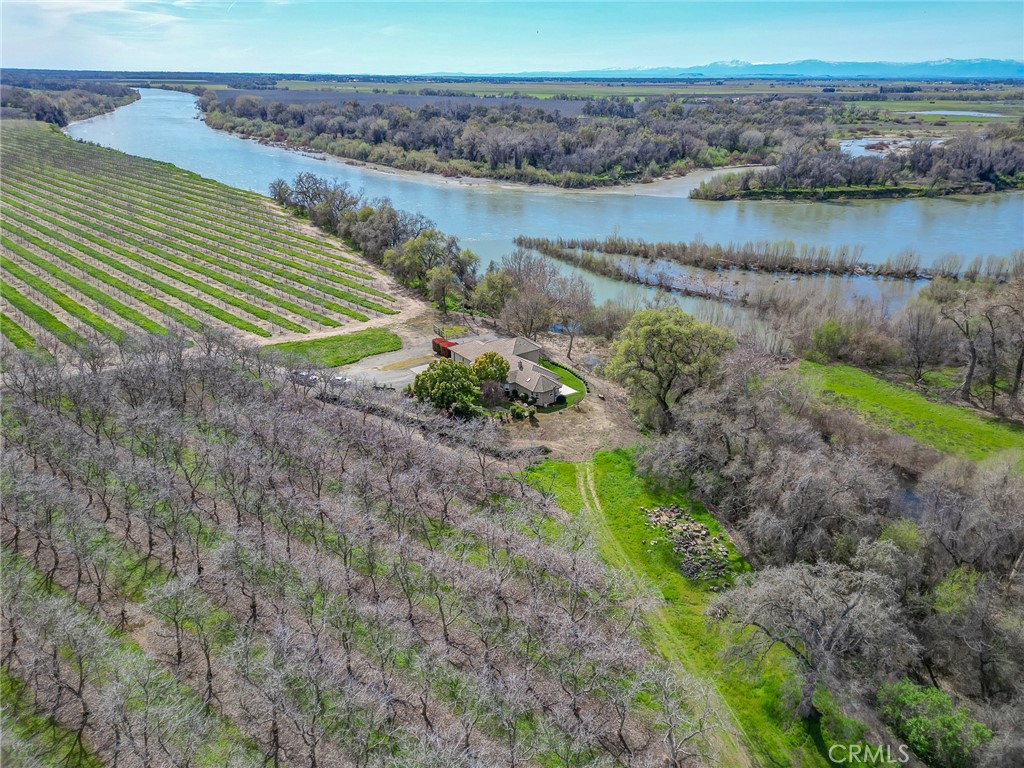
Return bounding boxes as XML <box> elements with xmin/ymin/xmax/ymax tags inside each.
<box><xmin>643</xmin><ymin>504</ymin><xmax>730</xmax><ymax>581</ymax></box>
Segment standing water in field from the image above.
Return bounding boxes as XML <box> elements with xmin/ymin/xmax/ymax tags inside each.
<box><xmin>68</xmin><ymin>89</ymin><xmax>1024</xmax><ymax>308</ymax></box>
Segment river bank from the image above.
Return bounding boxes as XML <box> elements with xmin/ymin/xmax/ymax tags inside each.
<box><xmin>225</xmin><ymin>129</ymin><xmax>767</xmax><ymax>196</ymax></box>
<box><xmin>690</xmin><ymin>181</ymin><xmax>1024</xmax><ymax>201</ymax></box>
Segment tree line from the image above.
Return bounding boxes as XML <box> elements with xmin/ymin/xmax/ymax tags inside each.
<box><xmin>270</xmin><ymin>173</ymin><xmax>611</xmax><ymax>352</ymax></box>
<box><xmin>692</xmin><ymin>130</ymin><xmax>1024</xmax><ymax>199</ymax></box>
<box><xmin>206</xmin><ymin>93</ymin><xmax>839</xmax><ymax>187</ymax></box>
<box><xmin>0</xmin><ymin>81</ymin><xmax>139</xmax><ymax>126</ymax></box>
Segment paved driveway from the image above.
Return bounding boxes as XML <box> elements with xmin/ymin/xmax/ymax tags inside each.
<box><xmin>338</xmin><ymin>332</ymin><xmax>500</xmax><ymax>389</ymax></box>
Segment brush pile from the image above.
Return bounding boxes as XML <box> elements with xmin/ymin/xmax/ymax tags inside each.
<box><xmin>643</xmin><ymin>504</ymin><xmax>731</xmax><ymax>581</ymax></box>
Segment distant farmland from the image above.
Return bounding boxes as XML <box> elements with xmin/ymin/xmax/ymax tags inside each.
<box><xmin>0</xmin><ymin>120</ymin><xmax>400</xmax><ymax>351</ymax></box>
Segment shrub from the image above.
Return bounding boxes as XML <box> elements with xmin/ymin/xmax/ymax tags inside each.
<box><xmin>847</xmin><ymin>327</ymin><xmax>901</xmax><ymax>368</ymax></box>
<box><xmin>809</xmin><ymin>318</ymin><xmax>851</xmax><ymax>361</ymax></box>
<box><xmin>877</xmin><ymin>679</ymin><xmax>992</xmax><ymax>768</ymax></box>
<box><xmin>412</xmin><ymin>358</ymin><xmax>478</xmax><ymax>411</ymax></box>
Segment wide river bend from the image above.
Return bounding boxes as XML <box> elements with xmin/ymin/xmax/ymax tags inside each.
<box><xmin>68</xmin><ymin>89</ymin><xmax>1024</xmax><ymax>310</ymax></box>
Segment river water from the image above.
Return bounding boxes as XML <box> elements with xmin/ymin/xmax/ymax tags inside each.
<box><xmin>67</xmin><ymin>89</ymin><xmax>1023</xmax><ymax>309</ymax></box>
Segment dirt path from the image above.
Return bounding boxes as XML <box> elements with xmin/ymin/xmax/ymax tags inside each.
<box><xmin>573</xmin><ymin>461</ymin><xmax>755</xmax><ymax>768</ymax></box>
<box><xmin>506</xmin><ymin>374</ymin><xmax>641</xmax><ymax>461</ymax></box>
<box><xmin>253</xmin><ymin>291</ymin><xmax>433</xmax><ymax>347</ymax></box>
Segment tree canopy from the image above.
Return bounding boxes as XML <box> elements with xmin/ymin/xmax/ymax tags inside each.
<box><xmin>470</xmin><ymin>351</ymin><xmax>510</xmax><ymax>387</ymax></box>
<box><xmin>606</xmin><ymin>306</ymin><xmax>735</xmax><ymax>431</ymax></box>
<box><xmin>412</xmin><ymin>358</ymin><xmax>478</xmax><ymax>412</ymax></box>
<box><xmin>708</xmin><ymin>561</ymin><xmax>918</xmax><ymax>721</ymax></box>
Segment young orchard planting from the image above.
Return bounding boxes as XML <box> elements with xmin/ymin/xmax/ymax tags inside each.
<box><xmin>0</xmin><ymin>120</ymin><xmax>400</xmax><ymax>350</ymax></box>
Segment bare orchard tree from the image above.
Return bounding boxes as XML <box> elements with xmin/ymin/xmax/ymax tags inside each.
<box><xmin>708</xmin><ymin>562</ymin><xmax>918</xmax><ymax>720</ymax></box>
<box><xmin>648</xmin><ymin>665</ymin><xmax>719</xmax><ymax>768</ymax></box>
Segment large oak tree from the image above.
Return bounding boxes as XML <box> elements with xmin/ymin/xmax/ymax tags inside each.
<box><xmin>606</xmin><ymin>306</ymin><xmax>734</xmax><ymax>432</ymax></box>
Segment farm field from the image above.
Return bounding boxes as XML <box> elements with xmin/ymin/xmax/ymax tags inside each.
<box><xmin>0</xmin><ymin>120</ymin><xmax>401</xmax><ymax>351</ymax></box>
<box><xmin>155</xmin><ymin>75</ymin><xmax>1024</xmax><ymax>101</ymax></box>
<box><xmin>801</xmin><ymin>361</ymin><xmax>1024</xmax><ymax>465</ymax></box>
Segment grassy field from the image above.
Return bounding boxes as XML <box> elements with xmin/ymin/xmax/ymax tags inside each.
<box><xmin>801</xmin><ymin>361</ymin><xmax>1024</xmax><ymax>464</ymax></box>
<box><xmin>269</xmin><ymin>78</ymin><xmax>1024</xmax><ymax>101</ymax></box>
<box><xmin>0</xmin><ymin>120</ymin><xmax>400</xmax><ymax>351</ymax></box>
<box><xmin>528</xmin><ymin>450</ymin><xmax>849</xmax><ymax>768</ymax></box>
<box><xmin>853</xmin><ymin>99</ymin><xmax>1024</xmax><ymax>116</ymax></box>
<box><xmin>133</xmin><ymin>74</ymin><xmax>1023</xmax><ymax>102</ymax></box>
<box><xmin>266</xmin><ymin>328</ymin><xmax>402</xmax><ymax>366</ymax></box>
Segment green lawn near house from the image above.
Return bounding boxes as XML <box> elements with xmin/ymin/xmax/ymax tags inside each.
<box><xmin>266</xmin><ymin>328</ymin><xmax>402</xmax><ymax>367</ymax></box>
<box><xmin>539</xmin><ymin>359</ymin><xmax>587</xmax><ymax>408</ymax></box>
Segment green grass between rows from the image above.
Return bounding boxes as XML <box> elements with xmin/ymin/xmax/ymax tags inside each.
<box><xmin>1</xmin><ymin>221</ymin><xmax>206</xmax><ymax>333</ymax></box>
<box><xmin>9</xmin><ymin>170</ymin><xmax>382</xmax><ymax>288</ymax></box>
<box><xmin>0</xmin><ymin>313</ymin><xmax>35</xmax><ymax>349</ymax></box>
<box><xmin>1</xmin><ymin>259</ymin><xmax>126</xmax><ymax>342</ymax></box>
<box><xmin>1</xmin><ymin>209</ymin><xmax>271</xmax><ymax>337</ymax></box>
<box><xmin>3</xmin><ymin>236</ymin><xmax>166</xmax><ymax>335</ymax></box>
<box><xmin>1</xmin><ymin>121</ymin><xmax>404</xmax><ymax>347</ymax></box>
<box><xmin>5</xmin><ymin>200</ymin><xmax>312</xmax><ymax>333</ymax></box>
<box><xmin>1</xmin><ymin>666</ymin><xmax>106</xmax><ymax>768</ymax></box>
<box><xmin>0</xmin><ymin>281</ymin><xmax>86</xmax><ymax>347</ymax></box>
<box><xmin>801</xmin><ymin>361</ymin><xmax>1024</xmax><ymax>464</ymax></box>
<box><xmin>266</xmin><ymin>328</ymin><xmax>403</xmax><ymax>367</ymax></box>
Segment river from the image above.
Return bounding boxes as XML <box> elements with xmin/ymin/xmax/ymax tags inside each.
<box><xmin>67</xmin><ymin>89</ymin><xmax>1023</xmax><ymax>310</ymax></box>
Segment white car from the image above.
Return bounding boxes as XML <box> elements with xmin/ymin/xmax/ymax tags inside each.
<box><xmin>289</xmin><ymin>370</ymin><xmax>319</xmax><ymax>387</ymax></box>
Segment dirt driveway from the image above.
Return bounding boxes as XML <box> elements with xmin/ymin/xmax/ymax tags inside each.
<box><xmin>507</xmin><ymin>370</ymin><xmax>643</xmax><ymax>462</ymax></box>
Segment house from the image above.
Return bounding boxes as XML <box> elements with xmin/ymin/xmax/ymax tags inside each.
<box><xmin>446</xmin><ymin>336</ymin><xmax>564</xmax><ymax>407</ymax></box>
<box><xmin>449</xmin><ymin>336</ymin><xmax>542</xmax><ymax>366</ymax></box>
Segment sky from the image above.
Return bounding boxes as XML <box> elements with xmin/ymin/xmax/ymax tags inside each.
<box><xmin>2</xmin><ymin>0</ymin><xmax>1022</xmax><ymax>75</ymax></box>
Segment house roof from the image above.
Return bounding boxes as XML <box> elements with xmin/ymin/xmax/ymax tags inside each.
<box><xmin>450</xmin><ymin>336</ymin><xmax>541</xmax><ymax>362</ymax></box>
<box><xmin>508</xmin><ymin>364</ymin><xmax>561</xmax><ymax>394</ymax></box>
<box><xmin>448</xmin><ymin>336</ymin><xmax>562</xmax><ymax>393</ymax></box>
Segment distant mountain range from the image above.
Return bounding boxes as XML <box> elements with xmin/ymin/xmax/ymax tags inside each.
<box><xmin>432</xmin><ymin>59</ymin><xmax>1024</xmax><ymax>80</ymax></box>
